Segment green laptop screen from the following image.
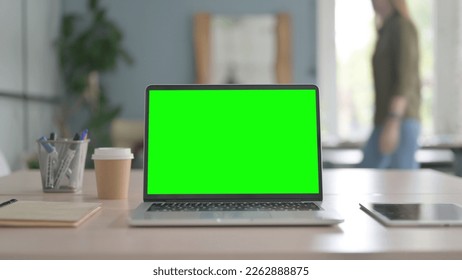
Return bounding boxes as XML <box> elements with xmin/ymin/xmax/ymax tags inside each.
<box><xmin>146</xmin><ymin>88</ymin><xmax>320</xmax><ymax>195</ymax></box>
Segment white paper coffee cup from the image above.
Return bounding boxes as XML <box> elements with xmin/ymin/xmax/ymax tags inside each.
<box><xmin>92</xmin><ymin>148</ymin><xmax>134</xmax><ymax>199</ymax></box>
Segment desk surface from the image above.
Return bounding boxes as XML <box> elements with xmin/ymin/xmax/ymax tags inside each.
<box><xmin>1</xmin><ymin>169</ymin><xmax>462</xmax><ymax>259</ymax></box>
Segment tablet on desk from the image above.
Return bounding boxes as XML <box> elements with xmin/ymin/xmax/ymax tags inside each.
<box><xmin>359</xmin><ymin>202</ymin><xmax>462</xmax><ymax>227</ymax></box>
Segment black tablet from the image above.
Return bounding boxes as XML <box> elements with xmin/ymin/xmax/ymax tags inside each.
<box><xmin>360</xmin><ymin>203</ymin><xmax>462</xmax><ymax>227</ymax></box>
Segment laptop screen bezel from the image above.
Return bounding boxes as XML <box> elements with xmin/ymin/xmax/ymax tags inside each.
<box><xmin>143</xmin><ymin>84</ymin><xmax>323</xmax><ymax>202</ymax></box>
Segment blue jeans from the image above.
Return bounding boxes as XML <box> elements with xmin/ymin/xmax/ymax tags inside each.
<box><xmin>358</xmin><ymin>118</ymin><xmax>420</xmax><ymax>169</ymax></box>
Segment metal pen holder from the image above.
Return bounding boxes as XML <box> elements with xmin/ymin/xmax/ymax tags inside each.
<box><xmin>37</xmin><ymin>139</ymin><xmax>90</xmax><ymax>193</ymax></box>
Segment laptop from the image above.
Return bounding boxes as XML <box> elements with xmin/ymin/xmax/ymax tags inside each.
<box><xmin>129</xmin><ymin>84</ymin><xmax>343</xmax><ymax>226</ymax></box>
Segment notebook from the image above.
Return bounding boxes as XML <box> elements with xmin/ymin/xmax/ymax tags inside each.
<box><xmin>129</xmin><ymin>84</ymin><xmax>343</xmax><ymax>226</ymax></box>
<box><xmin>0</xmin><ymin>200</ymin><xmax>101</xmax><ymax>227</ymax></box>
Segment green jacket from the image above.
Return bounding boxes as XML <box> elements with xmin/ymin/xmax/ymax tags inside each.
<box><xmin>372</xmin><ymin>12</ymin><xmax>421</xmax><ymax>125</ymax></box>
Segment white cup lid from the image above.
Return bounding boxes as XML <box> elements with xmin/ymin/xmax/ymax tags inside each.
<box><xmin>91</xmin><ymin>147</ymin><xmax>134</xmax><ymax>160</ymax></box>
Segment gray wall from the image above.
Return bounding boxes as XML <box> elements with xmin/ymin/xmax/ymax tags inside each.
<box><xmin>63</xmin><ymin>0</ymin><xmax>317</xmax><ymax>120</ymax></box>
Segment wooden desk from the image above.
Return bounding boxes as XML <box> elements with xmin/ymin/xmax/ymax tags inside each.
<box><xmin>323</xmin><ymin>138</ymin><xmax>462</xmax><ymax>175</ymax></box>
<box><xmin>420</xmin><ymin>136</ymin><xmax>462</xmax><ymax>177</ymax></box>
<box><xmin>1</xmin><ymin>169</ymin><xmax>462</xmax><ymax>259</ymax></box>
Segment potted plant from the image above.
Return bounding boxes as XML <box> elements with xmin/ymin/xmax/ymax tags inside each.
<box><xmin>55</xmin><ymin>0</ymin><xmax>133</xmax><ymax>157</ymax></box>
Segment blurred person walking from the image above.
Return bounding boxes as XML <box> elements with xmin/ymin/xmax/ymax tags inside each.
<box><xmin>359</xmin><ymin>0</ymin><xmax>421</xmax><ymax>169</ymax></box>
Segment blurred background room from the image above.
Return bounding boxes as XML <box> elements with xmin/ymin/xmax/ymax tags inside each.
<box><xmin>1</xmin><ymin>0</ymin><xmax>462</xmax><ymax>176</ymax></box>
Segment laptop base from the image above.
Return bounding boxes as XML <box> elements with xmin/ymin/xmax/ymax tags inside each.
<box><xmin>129</xmin><ymin>202</ymin><xmax>344</xmax><ymax>226</ymax></box>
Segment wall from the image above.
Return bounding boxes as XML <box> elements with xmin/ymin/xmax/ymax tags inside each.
<box><xmin>63</xmin><ymin>0</ymin><xmax>317</xmax><ymax>120</ymax></box>
<box><xmin>0</xmin><ymin>0</ymin><xmax>60</xmax><ymax>171</ymax></box>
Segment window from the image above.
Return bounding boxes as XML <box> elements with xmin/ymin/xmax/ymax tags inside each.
<box><xmin>335</xmin><ymin>0</ymin><xmax>375</xmax><ymax>141</ymax></box>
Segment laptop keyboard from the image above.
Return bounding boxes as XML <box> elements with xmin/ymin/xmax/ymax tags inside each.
<box><xmin>147</xmin><ymin>201</ymin><xmax>320</xmax><ymax>212</ymax></box>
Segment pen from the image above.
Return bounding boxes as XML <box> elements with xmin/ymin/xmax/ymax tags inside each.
<box><xmin>0</xmin><ymin>199</ymin><xmax>17</xmax><ymax>208</ymax></box>
<box><xmin>38</xmin><ymin>136</ymin><xmax>59</xmax><ymax>189</ymax></box>
<box><xmin>80</xmin><ymin>129</ymin><xmax>88</xmax><ymax>140</ymax></box>
<box><xmin>54</xmin><ymin>133</ymin><xmax>80</xmax><ymax>188</ymax></box>
<box><xmin>49</xmin><ymin>132</ymin><xmax>57</xmax><ymax>141</ymax></box>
